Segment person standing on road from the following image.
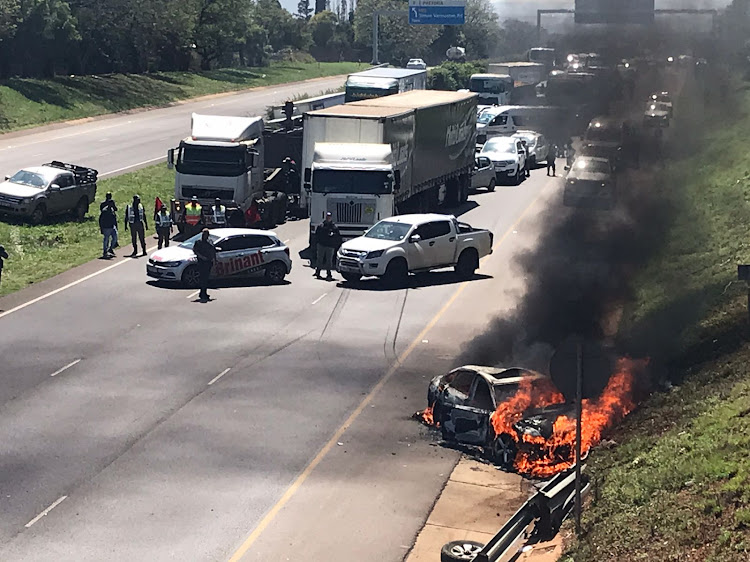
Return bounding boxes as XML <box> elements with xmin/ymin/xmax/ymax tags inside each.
<box><xmin>155</xmin><ymin>206</ymin><xmax>173</xmax><ymax>249</ymax></box>
<box><xmin>193</xmin><ymin>229</ymin><xmax>216</xmax><ymax>301</ymax></box>
<box><xmin>211</xmin><ymin>198</ymin><xmax>227</xmax><ymax>227</ymax></box>
<box><xmin>547</xmin><ymin>143</ymin><xmax>558</xmax><ymax>176</ymax></box>
<box><xmin>184</xmin><ymin>196</ymin><xmax>202</xmax><ymax>228</ymax></box>
<box><xmin>314</xmin><ymin>212</ymin><xmax>341</xmax><ymax>281</ymax></box>
<box><xmin>100</xmin><ymin>192</ymin><xmax>118</xmax><ymax>250</ymax></box>
<box><xmin>124</xmin><ymin>195</ymin><xmax>148</xmax><ymax>257</ymax></box>
<box><xmin>0</xmin><ymin>244</ymin><xmax>7</xmax><ymax>287</ymax></box>
<box><xmin>99</xmin><ymin>202</ymin><xmax>118</xmax><ymax>258</ymax></box>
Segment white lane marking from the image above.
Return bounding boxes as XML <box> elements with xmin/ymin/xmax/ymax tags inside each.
<box><xmin>311</xmin><ymin>292</ymin><xmax>329</xmax><ymax>305</ymax></box>
<box><xmin>99</xmin><ymin>156</ymin><xmax>164</xmax><ymax>178</ymax></box>
<box><xmin>186</xmin><ymin>290</ymin><xmax>200</xmax><ymax>300</ymax></box>
<box><xmin>0</xmin><ymin>245</ymin><xmax>158</xmax><ymax>321</ymax></box>
<box><xmin>50</xmin><ymin>359</ymin><xmax>81</xmax><ymax>377</ymax></box>
<box><xmin>208</xmin><ymin>368</ymin><xmax>231</xmax><ymax>386</ymax></box>
<box><xmin>25</xmin><ymin>496</ymin><xmax>67</xmax><ymax>528</ymax></box>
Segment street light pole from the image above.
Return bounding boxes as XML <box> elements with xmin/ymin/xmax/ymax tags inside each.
<box><xmin>371</xmin><ymin>10</ymin><xmax>409</xmax><ymax>65</ymax></box>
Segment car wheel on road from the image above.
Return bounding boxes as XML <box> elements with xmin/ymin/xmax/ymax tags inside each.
<box><xmin>265</xmin><ymin>261</ymin><xmax>287</xmax><ymax>284</ymax></box>
<box><xmin>341</xmin><ymin>272</ymin><xmax>362</xmax><ymax>283</ymax></box>
<box><xmin>182</xmin><ymin>265</ymin><xmax>201</xmax><ymax>288</ymax></box>
<box><xmin>514</xmin><ymin>168</ymin><xmax>522</xmax><ymax>185</ymax></box>
<box><xmin>455</xmin><ymin>249</ymin><xmax>478</xmax><ymax>279</ymax></box>
<box><xmin>382</xmin><ymin>258</ymin><xmax>408</xmax><ymax>288</ymax></box>
<box><xmin>30</xmin><ymin>204</ymin><xmax>47</xmax><ymax>225</ymax></box>
<box><xmin>440</xmin><ymin>540</ymin><xmax>484</xmax><ymax>562</ymax></box>
<box><xmin>490</xmin><ymin>433</ymin><xmax>517</xmax><ymax>468</ymax></box>
<box><xmin>487</xmin><ymin>178</ymin><xmax>496</xmax><ymax>192</ymax></box>
<box><xmin>73</xmin><ymin>197</ymin><xmax>89</xmax><ymax>221</ymax></box>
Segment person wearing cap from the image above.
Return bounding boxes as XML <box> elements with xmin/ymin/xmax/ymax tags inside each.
<box><xmin>211</xmin><ymin>197</ymin><xmax>226</xmax><ymax>226</ymax></box>
<box><xmin>124</xmin><ymin>194</ymin><xmax>148</xmax><ymax>257</ymax></box>
<box><xmin>314</xmin><ymin>212</ymin><xmax>341</xmax><ymax>281</ymax></box>
<box><xmin>184</xmin><ymin>196</ymin><xmax>202</xmax><ymax>228</ymax></box>
<box><xmin>192</xmin><ymin>228</ymin><xmax>216</xmax><ymax>301</ymax></box>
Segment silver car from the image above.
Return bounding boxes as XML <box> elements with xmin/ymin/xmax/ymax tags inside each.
<box><xmin>513</xmin><ymin>130</ymin><xmax>550</xmax><ymax>167</ymax></box>
<box><xmin>471</xmin><ymin>156</ymin><xmax>496</xmax><ymax>191</ymax></box>
<box><xmin>146</xmin><ymin>228</ymin><xmax>292</xmax><ymax>286</ymax></box>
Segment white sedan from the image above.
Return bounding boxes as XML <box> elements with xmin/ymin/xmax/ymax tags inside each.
<box><xmin>406</xmin><ymin>58</ymin><xmax>427</xmax><ymax>70</ymax></box>
<box><xmin>146</xmin><ymin>228</ymin><xmax>292</xmax><ymax>286</ymax></box>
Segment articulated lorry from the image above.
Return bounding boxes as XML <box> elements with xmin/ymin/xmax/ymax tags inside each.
<box><xmin>167</xmin><ymin>114</ymin><xmax>298</xmax><ymax>234</ymax></box>
<box><xmin>488</xmin><ymin>62</ymin><xmax>546</xmax><ymax>104</ymax></box>
<box><xmin>344</xmin><ymin>68</ymin><xmax>427</xmax><ymax>103</ymax></box>
<box><xmin>301</xmin><ymin>90</ymin><xmax>477</xmax><ymax>246</ymax></box>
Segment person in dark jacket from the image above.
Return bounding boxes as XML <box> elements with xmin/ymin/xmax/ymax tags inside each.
<box><xmin>314</xmin><ymin>212</ymin><xmax>341</xmax><ymax>281</ymax></box>
<box><xmin>193</xmin><ymin>229</ymin><xmax>216</xmax><ymax>301</ymax></box>
<box><xmin>0</xmin><ymin>244</ymin><xmax>7</xmax><ymax>287</ymax></box>
<box><xmin>99</xmin><ymin>204</ymin><xmax>118</xmax><ymax>258</ymax></box>
<box><xmin>100</xmin><ymin>192</ymin><xmax>119</xmax><ymax>250</ymax></box>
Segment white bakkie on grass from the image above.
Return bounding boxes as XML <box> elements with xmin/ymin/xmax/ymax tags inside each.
<box><xmin>337</xmin><ymin>213</ymin><xmax>493</xmax><ymax>286</ymax></box>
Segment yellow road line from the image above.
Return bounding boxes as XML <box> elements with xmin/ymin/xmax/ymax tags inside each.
<box><xmin>227</xmin><ymin>183</ymin><xmax>550</xmax><ymax>561</ymax></box>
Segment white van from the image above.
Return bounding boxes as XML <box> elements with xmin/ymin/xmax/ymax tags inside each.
<box><xmin>475</xmin><ymin>106</ymin><xmax>519</xmax><ymax>144</ymax></box>
<box><xmin>476</xmin><ymin>105</ymin><xmax>564</xmax><ymax>145</ymax></box>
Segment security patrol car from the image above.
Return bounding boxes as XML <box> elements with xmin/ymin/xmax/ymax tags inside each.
<box><xmin>146</xmin><ymin>228</ymin><xmax>292</xmax><ymax>286</ymax></box>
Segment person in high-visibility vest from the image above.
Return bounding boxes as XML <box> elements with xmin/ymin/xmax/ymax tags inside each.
<box><xmin>124</xmin><ymin>195</ymin><xmax>148</xmax><ymax>256</ymax></box>
<box><xmin>184</xmin><ymin>196</ymin><xmax>202</xmax><ymax>227</ymax></box>
<box><xmin>155</xmin><ymin>206</ymin><xmax>173</xmax><ymax>249</ymax></box>
<box><xmin>211</xmin><ymin>198</ymin><xmax>227</xmax><ymax>226</ymax></box>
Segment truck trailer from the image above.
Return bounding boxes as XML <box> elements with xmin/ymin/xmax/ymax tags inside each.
<box><xmin>302</xmin><ymin>90</ymin><xmax>477</xmax><ymax>246</ymax></box>
<box><xmin>344</xmin><ymin>68</ymin><xmax>427</xmax><ymax>103</ymax></box>
<box><xmin>167</xmin><ymin>114</ymin><xmax>294</xmax><ymax>234</ymax></box>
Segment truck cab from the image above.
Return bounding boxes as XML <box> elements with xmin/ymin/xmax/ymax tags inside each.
<box><xmin>466</xmin><ymin>74</ymin><xmax>513</xmax><ymax>106</ymax></box>
<box><xmin>308</xmin><ymin>143</ymin><xmax>398</xmax><ymax>241</ymax></box>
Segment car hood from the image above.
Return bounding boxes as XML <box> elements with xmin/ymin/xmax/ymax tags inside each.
<box><xmin>341</xmin><ymin>237</ymin><xmax>401</xmax><ymax>253</ymax></box>
<box><xmin>481</xmin><ymin>150</ymin><xmax>519</xmax><ymax>161</ymax></box>
<box><xmin>0</xmin><ymin>181</ymin><xmax>44</xmax><ymax>198</ymax></box>
<box><xmin>568</xmin><ymin>171</ymin><xmax>610</xmax><ymax>182</ymax></box>
<box><xmin>150</xmin><ymin>246</ymin><xmax>196</xmax><ymax>262</ymax></box>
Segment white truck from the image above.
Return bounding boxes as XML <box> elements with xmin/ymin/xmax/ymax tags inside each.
<box><xmin>167</xmin><ymin>114</ymin><xmax>291</xmax><ymax>234</ymax></box>
<box><xmin>337</xmin><ymin>213</ymin><xmax>493</xmax><ymax>285</ymax></box>
<box><xmin>344</xmin><ymin>68</ymin><xmax>427</xmax><ymax>103</ymax></box>
<box><xmin>466</xmin><ymin>73</ymin><xmax>514</xmax><ymax>106</ymax></box>
<box><xmin>302</xmin><ymin>90</ymin><xmax>477</xmax><ymax>248</ymax></box>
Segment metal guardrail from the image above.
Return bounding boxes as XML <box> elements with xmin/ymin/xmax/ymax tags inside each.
<box><xmin>473</xmin><ymin>467</ymin><xmax>590</xmax><ymax>562</ymax></box>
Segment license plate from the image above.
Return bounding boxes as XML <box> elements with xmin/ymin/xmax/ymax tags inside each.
<box><xmin>339</xmin><ymin>264</ymin><xmax>359</xmax><ymax>272</ymax></box>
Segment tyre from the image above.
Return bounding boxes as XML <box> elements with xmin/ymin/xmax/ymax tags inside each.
<box><xmin>30</xmin><ymin>204</ymin><xmax>47</xmax><ymax>225</ymax></box>
<box><xmin>341</xmin><ymin>272</ymin><xmax>361</xmax><ymax>283</ymax></box>
<box><xmin>487</xmin><ymin>178</ymin><xmax>496</xmax><ymax>192</ymax></box>
<box><xmin>382</xmin><ymin>258</ymin><xmax>408</xmax><ymax>288</ymax></box>
<box><xmin>265</xmin><ymin>261</ymin><xmax>287</xmax><ymax>284</ymax></box>
<box><xmin>455</xmin><ymin>249</ymin><xmax>478</xmax><ymax>279</ymax></box>
<box><xmin>530</xmin><ymin>156</ymin><xmax>537</xmax><ymax>168</ymax></box>
<box><xmin>489</xmin><ymin>433</ymin><xmax>517</xmax><ymax>468</ymax></box>
<box><xmin>73</xmin><ymin>197</ymin><xmax>88</xmax><ymax>221</ymax></box>
<box><xmin>440</xmin><ymin>540</ymin><xmax>484</xmax><ymax>562</ymax></box>
<box><xmin>182</xmin><ymin>265</ymin><xmax>201</xmax><ymax>288</ymax></box>
<box><xmin>513</xmin><ymin>168</ymin><xmax>522</xmax><ymax>185</ymax></box>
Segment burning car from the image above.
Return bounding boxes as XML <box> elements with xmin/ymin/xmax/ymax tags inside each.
<box><xmin>423</xmin><ymin>360</ymin><xmax>641</xmax><ymax>478</ymax></box>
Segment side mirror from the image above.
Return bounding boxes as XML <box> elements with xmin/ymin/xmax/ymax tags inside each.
<box><xmin>564</xmin><ymin>166</ymin><xmax>570</xmax><ymax>171</ymax></box>
<box><xmin>304</xmin><ymin>168</ymin><xmax>312</xmax><ymax>182</ymax></box>
<box><xmin>394</xmin><ymin>170</ymin><xmax>401</xmax><ymax>191</ymax></box>
<box><xmin>246</xmin><ymin>149</ymin><xmax>258</xmax><ymax>168</ymax></box>
<box><xmin>4</xmin><ymin>175</ymin><xmax>9</xmax><ymax>181</ymax></box>
<box><xmin>409</xmin><ymin>234</ymin><xmax>421</xmax><ymax>243</ymax></box>
<box><xmin>167</xmin><ymin>148</ymin><xmax>175</xmax><ymax>169</ymax></box>
<box><xmin>49</xmin><ymin>183</ymin><xmax>60</xmax><ymax>191</ymax></box>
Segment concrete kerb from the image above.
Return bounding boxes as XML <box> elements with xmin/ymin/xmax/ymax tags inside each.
<box><xmin>0</xmin><ymin>71</ymin><xmax>359</xmax><ymax>141</ymax></box>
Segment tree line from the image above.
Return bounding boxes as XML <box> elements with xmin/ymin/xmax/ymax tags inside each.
<box><xmin>0</xmin><ymin>0</ymin><xmax>521</xmax><ymax>79</ymax></box>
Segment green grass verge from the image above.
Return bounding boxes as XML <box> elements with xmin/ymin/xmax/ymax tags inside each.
<box><xmin>560</xmin><ymin>86</ymin><xmax>750</xmax><ymax>560</ymax></box>
<box><xmin>0</xmin><ymin>62</ymin><xmax>363</xmax><ymax>133</ymax></box>
<box><xmin>0</xmin><ymin>164</ymin><xmax>173</xmax><ymax>297</ymax></box>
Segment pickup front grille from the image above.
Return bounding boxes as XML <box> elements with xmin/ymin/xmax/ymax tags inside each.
<box><xmin>0</xmin><ymin>194</ymin><xmax>22</xmax><ymax>206</ymax></box>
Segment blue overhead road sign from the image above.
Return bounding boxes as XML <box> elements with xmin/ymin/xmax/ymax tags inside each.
<box><xmin>409</xmin><ymin>0</ymin><xmax>465</xmax><ymax>25</ymax></box>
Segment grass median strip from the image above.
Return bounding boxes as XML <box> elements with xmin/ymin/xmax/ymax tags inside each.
<box><xmin>561</xmin><ymin>86</ymin><xmax>750</xmax><ymax>561</ymax></box>
<box><xmin>0</xmin><ymin>61</ymin><xmax>362</xmax><ymax>133</ymax></box>
<box><xmin>0</xmin><ymin>164</ymin><xmax>173</xmax><ymax>297</ymax></box>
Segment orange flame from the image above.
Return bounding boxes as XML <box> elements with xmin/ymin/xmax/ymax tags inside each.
<box><xmin>491</xmin><ymin>358</ymin><xmax>644</xmax><ymax>478</ymax></box>
<box><xmin>416</xmin><ymin>404</ymin><xmax>438</xmax><ymax>427</ymax></box>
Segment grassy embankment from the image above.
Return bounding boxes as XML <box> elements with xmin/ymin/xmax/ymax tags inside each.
<box><xmin>0</xmin><ymin>61</ymin><xmax>362</xmax><ymax>133</ymax></box>
<box><xmin>0</xmin><ymin>165</ymin><xmax>173</xmax><ymax>297</ymax></box>
<box><xmin>560</xmin><ymin>86</ymin><xmax>750</xmax><ymax>560</ymax></box>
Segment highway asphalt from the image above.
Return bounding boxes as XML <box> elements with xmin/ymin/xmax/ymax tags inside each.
<box><xmin>0</xmin><ymin>83</ymin><xmax>563</xmax><ymax>560</ymax></box>
<box><xmin>0</xmin><ymin>73</ymin><xmax>353</xmax><ymax>179</ymax></box>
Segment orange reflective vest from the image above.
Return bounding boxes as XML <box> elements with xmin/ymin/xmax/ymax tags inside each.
<box><xmin>185</xmin><ymin>203</ymin><xmax>202</xmax><ymax>225</ymax></box>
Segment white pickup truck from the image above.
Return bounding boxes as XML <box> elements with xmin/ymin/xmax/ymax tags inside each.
<box><xmin>336</xmin><ymin>213</ymin><xmax>493</xmax><ymax>285</ymax></box>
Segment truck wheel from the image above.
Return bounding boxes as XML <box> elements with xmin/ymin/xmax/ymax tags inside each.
<box><xmin>382</xmin><ymin>258</ymin><xmax>408</xmax><ymax>288</ymax></box>
<box><xmin>440</xmin><ymin>540</ymin><xmax>484</xmax><ymax>562</ymax></box>
<box><xmin>265</xmin><ymin>261</ymin><xmax>287</xmax><ymax>284</ymax></box>
<box><xmin>182</xmin><ymin>265</ymin><xmax>201</xmax><ymax>288</ymax></box>
<box><xmin>73</xmin><ymin>197</ymin><xmax>89</xmax><ymax>221</ymax></box>
<box><xmin>30</xmin><ymin>204</ymin><xmax>47</xmax><ymax>225</ymax></box>
<box><xmin>487</xmin><ymin>178</ymin><xmax>496</xmax><ymax>192</ymax></box>
<box><xmin>341</xmin><ymin>272</ymin><xmax>361</xmax><ymax>283</ymax></box>
<box><xmin>445</xmin><ymin>178</ymin><xmax>459</xmax><ymax>207</ymax></box>
<box><xmin>489</xmin><ymin>433</ymin><xmax>517</xmax><ymax>468</ymax></box>
<box><xmin>455</xmin><ymin>249</ymin><xmax>478</xmax><ymax>279</ymax></box>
